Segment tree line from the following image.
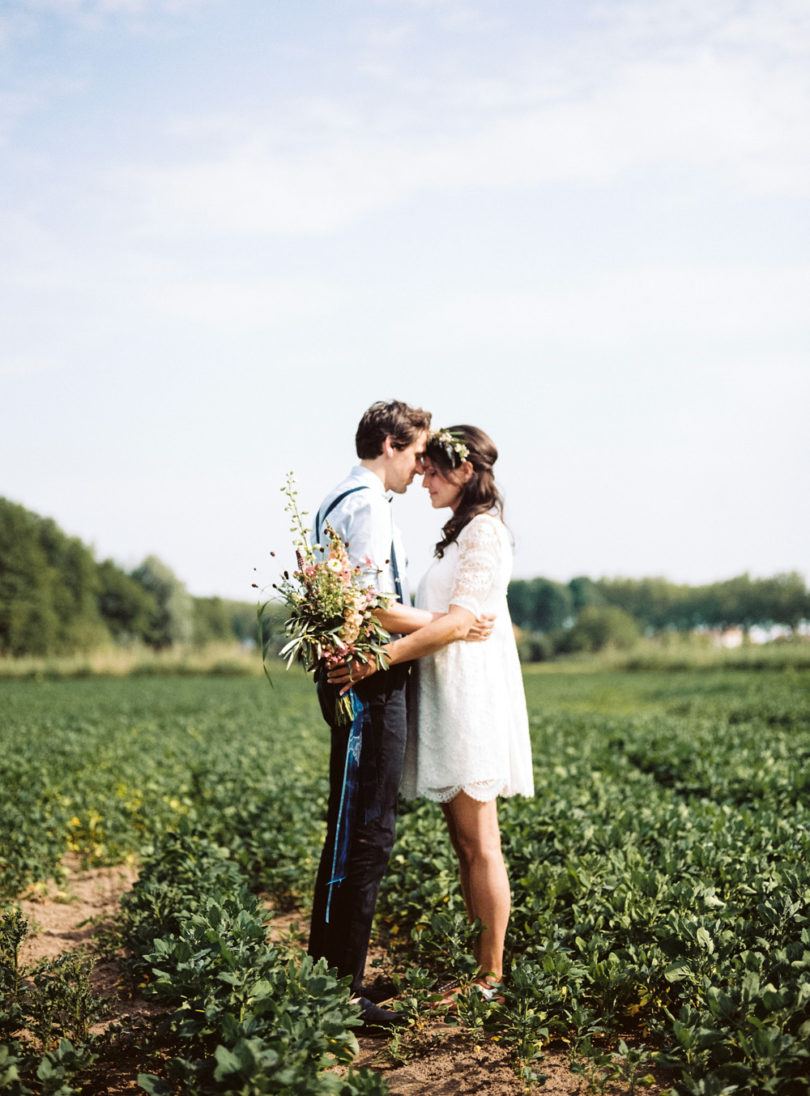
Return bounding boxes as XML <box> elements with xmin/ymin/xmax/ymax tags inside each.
<box><xmin>507</xmin><ymin>573</ymin><xmax>810</xmax><ymax>659</ymax></box>
<box><xmin>2</xmin><ymin>497</ymin><xmax>807</xmax><ymax>659</ymax></box>
<box><xmin>0</xmin><ymin>498</ymin><xmax>257</xmax><ymax>657</ymax></box>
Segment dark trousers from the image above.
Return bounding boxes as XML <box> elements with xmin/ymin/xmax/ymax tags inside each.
<box><xmin>308</xmin><ymin>665</ymin><xmax>408</xmax><ymax>996</ymax></box>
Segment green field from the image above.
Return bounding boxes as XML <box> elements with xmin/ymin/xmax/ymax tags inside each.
<box><xmin>2</xmin><ymin>668</ymin><xmax>809</xmax><ymax>1094</ymax></box>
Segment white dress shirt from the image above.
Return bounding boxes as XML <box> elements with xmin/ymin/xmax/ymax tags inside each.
<box><xmin>312</xmin><ymin>465</ymin><xmax>409</xmax><ymax>604</ymax></box>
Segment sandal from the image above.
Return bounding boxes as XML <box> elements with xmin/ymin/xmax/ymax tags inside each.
<box><xmin>473</xmin><ymin>979</ymin><xmax>505</xmax><ymax>1005</ymax></box>
<box><xmin>431</xmin><ymin>980</ymin><xmax>462</xmax><ymax>1011</ymax></box>
<box><xmin>430</xmin><ymin>978</ymin><xmax>504</xmax><ymax>1012</ymax></box>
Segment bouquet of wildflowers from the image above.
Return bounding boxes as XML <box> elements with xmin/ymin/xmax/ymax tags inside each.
<box><xmin>263</xmin><ymin>473</ymin><xmax>391</xmax><ymax>726</ymax></box>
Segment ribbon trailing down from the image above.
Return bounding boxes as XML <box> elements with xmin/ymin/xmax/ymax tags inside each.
<box><xmin>325</xmin><ymin>687</ymin><xmax>366</xmax><ymax>923</ymax></box>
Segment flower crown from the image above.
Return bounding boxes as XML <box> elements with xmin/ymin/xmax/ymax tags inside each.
<box><xmin>429</xmin><ymin>428</ymin><xmax>470</xmax><ymax>467</ymax></box>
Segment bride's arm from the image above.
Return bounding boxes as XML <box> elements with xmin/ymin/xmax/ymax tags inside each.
<box><xmin>384</xmin><ymin>603</ymin><xmax>476</xmax><ymax>662</ymax></box>
<box><xmin>331</xmin><ymin>517</ymin><xmax>503</xmax><ymax>689</ymax></box>
<box><xmin>375</xmin><ymin>601</ymin><xmax>493</xmax><ymax>639</ymax></box>
<box><xmin>327</xmin><ymin>603</ymin><xmax>475</xmax><ymax>691</ymax></box>
<box><xmin>375</xmin><ymin>602</ymin><xmax>439</xmax><ymax>634</ymax></box>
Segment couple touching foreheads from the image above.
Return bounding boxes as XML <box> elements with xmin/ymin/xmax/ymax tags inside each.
<box><xmin>306</xmin><ymin>399</ymin><xmax>534</xmax><ymax>1029</ymax></box>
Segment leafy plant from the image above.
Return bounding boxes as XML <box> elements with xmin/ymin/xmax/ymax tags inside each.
<box><xmin>2</xmin><ymin>669</ymin><xmax>810</xmax><ymax>1093</ymax></box>
<box><xmin>0</xmin><ymin>909</ymin><xmax>108</xmax><ymax>1094</ymax></box>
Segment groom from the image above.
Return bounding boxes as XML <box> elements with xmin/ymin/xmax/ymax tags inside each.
<box><xmin>307</xmin><ymin>399</ymin><xmax>432</xmax><ymax>1028</ymax></box>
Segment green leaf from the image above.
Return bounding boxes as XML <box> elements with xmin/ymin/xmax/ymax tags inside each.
<box><xmin>664</xmin><ymin>961</ymin><xmax>692</xmax><ymax>983</ymax></box>
<box><xmin>138</xmin><ymin>1074</ymin><xmax>173</xmax><ymax>1095</ymax></box>
<box><xmin>213</xmin><ymin>1044</ymin><xmax>243</xmax><ymax>1079</ymax></box>
<box><xmin>696</xmin><ymin>926</ymin><xmax>714</xmax><ymax>953</ymax></box>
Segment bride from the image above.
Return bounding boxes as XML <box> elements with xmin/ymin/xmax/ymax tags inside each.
<box><xmin>329</xmin><ymin>424</ymin><xmax>534</xmax><ymax>994</ymax></box>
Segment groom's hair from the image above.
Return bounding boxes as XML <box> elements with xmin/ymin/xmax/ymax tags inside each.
<box><xmin>355</xmin><ymin>400</ymin><xmax>431</xmax><ymax>459</ymax></box>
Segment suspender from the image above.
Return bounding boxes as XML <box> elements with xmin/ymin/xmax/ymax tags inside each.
<box><xmin>314</xmin><ymin>485</ymin><xmax>367</xmax><ymax>546</ymax></box>
<box><xmin>389</xmin><ymin>538</ymin><xmax>404</xmax><ymax>604</ymax></box>
<box><xmin>314</xmin><ymin>484</ymin><xmax>403</xmax><ymax>603</ymax></box>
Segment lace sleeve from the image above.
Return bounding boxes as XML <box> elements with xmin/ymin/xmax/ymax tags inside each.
<box><xmin>449</xmin><ymin>516</ymin><xmax>502</xmax><ymax>618</ymax></box>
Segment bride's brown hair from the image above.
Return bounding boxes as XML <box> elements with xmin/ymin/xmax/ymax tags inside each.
<box><xmin>426</xmin><ymin>425</ymin><xmax>505</xmax><ymax>558</ymax></box>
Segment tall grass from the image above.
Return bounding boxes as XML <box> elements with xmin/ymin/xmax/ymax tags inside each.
<box><xmin>524</xmin><ymin>635</ymin><xmax>810</xmax><ymax>673</ymax></box>
<box><xmin>0</xmin><ymin>641</ymin><xmax>265</xmax><ymax>680</ymax></box>
<box><xmin>3</xmin><ymin>635</ymin><xmax>809</xmax><ymax>681</ymax></box>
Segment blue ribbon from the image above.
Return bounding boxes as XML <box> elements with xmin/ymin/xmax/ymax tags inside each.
<box><xmin>325</xmin><ymin>687</ymin><xmax>366</xmax><ymax>923</ymax></box>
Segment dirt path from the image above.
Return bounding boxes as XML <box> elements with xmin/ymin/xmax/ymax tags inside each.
<box><xmin>13</xmin><ymin>861</ymin><xmax>666</xmax><ymax>1096</ymax></box>
<box><xmin>18</xmin><ymin>855</ymin><xmax>137</xmax><ymax>967</ymax></box>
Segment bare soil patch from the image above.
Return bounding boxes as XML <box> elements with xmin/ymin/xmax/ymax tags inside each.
<box><xmin>12</xmin><ymin>862</ymin><xmax>669</xmax><ymax>1095</ymax></box>
<box><xmin>18</xmin><ymin>854</ymin><xmax>138</xmax><ymax>967</ymax></box>
<box><xmin>16</xmin><ymin>856</ymin><xmax>168</xmax><ymax>1093</ymax></box>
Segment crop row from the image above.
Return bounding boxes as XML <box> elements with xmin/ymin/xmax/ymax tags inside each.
<box><xmin>119</xmin><ymin>824</ymin><xmax>386</xmax><ymax>1095</ymax></box>
<box><xmin>1</xmin><ymin>669</ymin><xmax>809</xmax><ymax>1094</ymax></box>
<box><xmin>0</xmin><ymin>675</ymin><xmax>326</xmax><ymax>903</ymax></box>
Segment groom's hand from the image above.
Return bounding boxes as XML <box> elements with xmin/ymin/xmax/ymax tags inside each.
<box><xmin>327</xmin><ymin>656</ymin><xmax>377</xmax><ymax>695</ymax></box>
<box><xmin>465</xmin><ymin>613</ymin><xmax>495</xmax><ymax>642</ymax></box>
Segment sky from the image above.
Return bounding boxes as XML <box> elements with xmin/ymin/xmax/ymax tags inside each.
<box><xmin>1</xmin><ymin>0</ymin><xmax>808</xmax><ymax>602</ymax></box>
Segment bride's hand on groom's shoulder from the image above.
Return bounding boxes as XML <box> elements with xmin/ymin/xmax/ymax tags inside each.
<box><xmin>465</xmin><ymin>613</ymin><xmax>495</xmax><ymax>643</ymax></box>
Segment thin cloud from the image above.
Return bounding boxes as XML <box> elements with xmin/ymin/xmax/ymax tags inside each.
<box><xmin>431</xmin><ymin>266</ymin><xmax>810</xmax><ymax>350</ymax></box>
<box><xmin>73</xmin><ymin>0</ymin><xmax>805</xmax><ymax>240</ymax></box>
<box><xmin>19</xmin><ymin>0</ymin><xmax>220</xmax><ymax>16</ymax></box>
<box><xmin>0</xmin><ymin>91</ymin><xmax>38</xmax><ymax>144</ymax></box>
<box><xmin>137</xmin><ymin>278</ymin><xmax>351</xmax><ymax>330</ymax></box>
<box><xmin>111</xmin><ymin>40</ymin><xmax>809</xmax><ymax>240</ymax></box>
<box><xmin>591</xmin><ymin>0</ymin><xmax>810</xmax><ymax>59</ymax></box>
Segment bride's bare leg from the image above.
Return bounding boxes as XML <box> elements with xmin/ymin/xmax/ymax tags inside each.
<box><xmin>442</xmin><ymin>791</ymin><xmax>510</xmax><ymax>981</ymax></box>
<box><xmin>440</xmin><ymin>800</ymin><xmax>474</xmax><ymax>923</ymax></box>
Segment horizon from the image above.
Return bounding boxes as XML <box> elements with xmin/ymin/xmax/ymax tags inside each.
<box><xmin>3</xmin><ymin>489</ymin><xmax>806</xmax><ymax>605</ymax></box>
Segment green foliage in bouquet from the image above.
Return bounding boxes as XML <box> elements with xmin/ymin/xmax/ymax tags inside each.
<box><xmin>261</xmin><ymin>474</ymin><xmax>392</xmax><ymax>723</ymax></box>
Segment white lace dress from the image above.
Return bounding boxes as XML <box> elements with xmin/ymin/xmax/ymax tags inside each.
<box><xmin>400</xmin><ymin>513</ymin><xmax>535</xmax><ymax>803</ymax></box>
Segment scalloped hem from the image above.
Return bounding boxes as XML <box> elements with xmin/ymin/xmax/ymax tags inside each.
<box><xmin>421</xmin><ymin>779</ymin><xmax>507</xmax><ymax>804</ymax></box>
